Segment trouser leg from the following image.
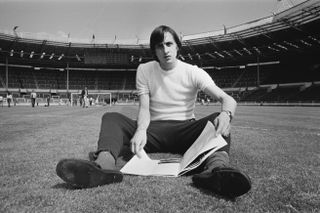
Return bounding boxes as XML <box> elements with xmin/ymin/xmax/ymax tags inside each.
<box><xmin>96</xmin><ymin>112</ymin><xmax>183</xmax><ymax>159</ymax></box>
<box><xmin>97</xmin><ymin>112</ymin><xmax>137</xmax><ymax>159</ymax></box>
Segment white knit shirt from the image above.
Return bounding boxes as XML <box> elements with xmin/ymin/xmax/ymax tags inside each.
<box><xmin>136</xmin><ymin>60</ymin><xmax>215</xmax><ymax>121</ymax></box>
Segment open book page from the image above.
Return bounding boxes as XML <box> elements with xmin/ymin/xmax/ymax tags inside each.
<box><xmin>120</xmin><ymin>149</ymin><xmax>180</xmax><ymax>176</ymax></box>
<box><xmin>178</xmin><ymin>121</ymin><xmax>227</xmax><ymax>175</ymax></box>
<box><xmin>178</xmin><ymin>135</ymin><xmax>226</xmax><ymax>176</ymax></box>
<box><xmin>120</xmin><ymin>121</ymin><xmax>227</xmax><ymax>177</ymax></box>
<box><xmin>180</xmin><ymin>122</ymin><xmax>221</xmax><ymax>170</ymax></box>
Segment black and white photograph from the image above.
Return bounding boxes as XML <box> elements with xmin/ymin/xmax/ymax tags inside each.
<box><xmin>0</xmin><ymin>0</ymin><xmax>319</xmax><ymax>212</ymax></box>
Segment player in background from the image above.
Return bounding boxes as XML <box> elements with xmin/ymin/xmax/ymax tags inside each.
<box><xmin>6</xmin><ymin>92</ymin><xmax>13</xmax><ymax>107</ymax></box>
<box><xmin>30</xmin><ymin>90</ymin><xmax>37</xmax><ymax>107</ymax></box>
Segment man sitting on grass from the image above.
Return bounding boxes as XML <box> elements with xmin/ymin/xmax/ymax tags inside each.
<box><xmin>56</xmin><ymin>25</ymin><xmax>251</xmax><ymax>199</ymax></box>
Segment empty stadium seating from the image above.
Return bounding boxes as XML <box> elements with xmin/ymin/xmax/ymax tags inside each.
<box><xmin>1</xmin><ymin>63</ymin><xmax>319</xmax><ymax>104</ymax></box>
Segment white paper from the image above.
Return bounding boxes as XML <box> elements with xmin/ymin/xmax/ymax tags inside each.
<box><xmin>120</xmin><ymin>121</ymin><xmax>227</xmax><ymax>177</ymax></box>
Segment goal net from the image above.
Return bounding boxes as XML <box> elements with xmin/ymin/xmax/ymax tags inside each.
<box><xmin>71</xmin><ymin>92</ymin><xmax>112</xmax><ymax>106</ymax></box>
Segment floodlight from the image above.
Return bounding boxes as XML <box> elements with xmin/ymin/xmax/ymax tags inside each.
<box><xmin>205</xmin><ymin>53</ymin><xmax>216</xmax><ymax>59</ymax></box>
<box><xmin>76</xmin><ymin>54</ymin><xmax>81</xmax><ymax>61</ymax></box>
<box><xmin>196</xmin><ymin>53</ymin><xmax>201</xmax><ymax>60</ymax></box>
<box><xmin>274</xmin><ymin>43</ymin><xmax>288</xmax><ymax>50</ymax></box>
<box><xmin>300</xmin><ymin>39</ymin><xmax>312</xmax><ymax>46</ymax></box>
<box><xmin>308</xmin><ymin>36</ymin><xmax>320</xmax><ymax>43</ymax></box>
<box><xmin>283</xmin><ymin>41</ymin><xmax>299</xmax><ymax>48</ymax></box>
<box><xmin>223</xmin><ymin>51</ymin><xmax>233</xmax><ymax>57</ymax></box>
<box><xmin>234</xmin><ymin>49</ymin><xmax>243</xmax><ymax>56</ymax></box>
<box><xmin>243</xmin><ymin>48</ymin><xmax>252</xmax><ymax>55</ymax></box>
<box><xmin>58</xmin><ymin>54</ymin><xmax>64</xmax><ymax>60</ymax></box>
<box><xmin>267</xmin><ymin>46</ymin><xmax>280</xmax><ymax>52</ymax></box>
<box><xmin>214</xmin><ymin>51</ymin><xmax>225</xmax><ymax>58</ymax></box>
<box><xmin>253</xmin><ymin>47</ymin><xmax>261</xmax><ymax>54</ymax></box>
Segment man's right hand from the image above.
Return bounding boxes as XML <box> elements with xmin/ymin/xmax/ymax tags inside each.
<box><xmin>130</xmin><ymin>129</ymin><xmax>147</xmax><ymax>158</ymax></box>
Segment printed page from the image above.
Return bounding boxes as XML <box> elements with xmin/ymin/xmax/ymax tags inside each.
<box><xmin>178</xmin><ymin>137</ymin><xmax>226</xmax><ymax>176</ymax></box>
<box><xmin>178</xmin><ymin>121</ymin><xmax>227</xmax><ymax>174</ymax></box>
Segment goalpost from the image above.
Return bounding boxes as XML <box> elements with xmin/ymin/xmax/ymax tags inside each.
<box><xmin>71</xmin><ymin>92</ymin><xmax>112</xmax><ymax>106</ymax></box>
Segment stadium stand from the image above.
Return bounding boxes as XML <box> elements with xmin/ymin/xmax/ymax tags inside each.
<box><xmin>0</xmin><ymin>0</ymin><xmax>319</xmax><ymax>105</ymax></box>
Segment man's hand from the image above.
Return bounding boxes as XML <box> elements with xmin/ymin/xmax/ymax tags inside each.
<box><xmin>213</xmin><ymin>112</ymin><xmax>231</xmax><ymax>137</ymax></box>
<box><xmin>130</xmin><ymin>129</ymin><xmax>147</xmax><ymax>158</ymax></box>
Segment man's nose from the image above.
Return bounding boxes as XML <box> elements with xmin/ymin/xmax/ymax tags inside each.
<box><xmin>163</xmin><ymin>45</ymin><xmax>169</xmax><ymax>53</ymax></box>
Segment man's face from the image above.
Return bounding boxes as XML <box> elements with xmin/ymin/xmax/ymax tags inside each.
<box><xmin>155</xmin><ymin>32</ymin><xmax>178</xmax><ymax>70</ymax></box>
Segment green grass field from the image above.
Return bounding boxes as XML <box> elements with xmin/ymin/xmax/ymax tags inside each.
<box><xmin>0</xmin><ymin>105</ymin><xmax>319</xmax><ymax>213</ymax></box>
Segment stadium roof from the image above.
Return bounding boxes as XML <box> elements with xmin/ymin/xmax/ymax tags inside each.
<box><xmin>0</xmin><ymin>0</ymin><xmax>319</xmax><ymax>69</ymax></box>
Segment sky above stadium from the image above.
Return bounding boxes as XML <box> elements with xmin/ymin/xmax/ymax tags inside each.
<box><xmin>0</xmin><ymin>0</ymin><xmax>300</xmax><ymax>43</ymax></box>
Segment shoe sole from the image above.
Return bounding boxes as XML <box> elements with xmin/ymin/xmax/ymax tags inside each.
<box><xmin>193</xmin><ymin>168</ymin><xmax>251</xmax><ymax>198</ymax></box>
<box><xmin>56</xmin><ymin>159</ymin><xmax>123</xmax><ymax>188</ymax></box>
<box><xmin>214</xmin><ymin>168</ymin><xmax>251</xmax><ymax>198</ymax></box>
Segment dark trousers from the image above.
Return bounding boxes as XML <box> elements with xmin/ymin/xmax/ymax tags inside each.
<box><xmin>97</xmin><ymin>112</ymin><xmax>230</xmax><ymax>160</ymax></box>
<box><xmin>31</xmin><ymin>98</ymin><xmax>36</xmax><ymax>107</ymax></box>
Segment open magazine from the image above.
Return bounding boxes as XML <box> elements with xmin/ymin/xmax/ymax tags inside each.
<box><xmin>120</xmin><ymin>121</ymin><xmax>227</xmax><ymax>177</ymax></box>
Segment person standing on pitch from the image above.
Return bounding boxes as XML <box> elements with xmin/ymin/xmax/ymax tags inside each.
<box><xmin>31</xmin><ymin>90</ymin><xmax>37</xmax><ymax>107</ymax></box>
<box><xmin>6</xmin><ymin>92</ymin><xmax>13</xmax><ymax>107</ymax></box>
<box><xmin>0</xmin><ymin>95</ymin><xmax>3</xmax><ymax>107</ymax></box>
<box><xmin>46</xmin><ymin>95</ymin><xmax>51</xmax><ymax>107</ymax></box>
<box><xmin>81</xmin><ymin>87</ymin><xmax>89</xmax><ymax>108</ymax></box>
<box><xmin>56</xmin><ymin>25</ymin><xmax>251</xmax><ymax>199</ymax></box>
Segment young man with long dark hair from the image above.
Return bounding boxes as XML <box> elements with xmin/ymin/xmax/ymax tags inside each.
<box><xmin>56</xmin><ymin>25</ymin><xmax>251</xmax><ymax>199</ymax></box>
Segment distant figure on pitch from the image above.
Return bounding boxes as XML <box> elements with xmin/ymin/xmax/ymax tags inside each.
<box><xmin>0</xmin><ymin>95</ymin><xmax>3</xmax><ymax>107</ymax></box>
<box><xmin>6</xmin><ymin>92</ymin><xmax>13</xmax><ymax>107</ymax></box>
<box><xmin>46</xmin><ymin>95</ymin><xmax>51</xmax><ymax>107</ymax></box>
<box><xmin>81</xmin><ymin>87</ymin><xmax>89</xmax><ymax>108</ymax></box>
<box><xmin>31</xmin><ymin>90</ymin><xmax>37</xmax><ymax>107</ymax></box>
<box><xmin>56</xmin><ymin>25</ymin><xmax>251</xmax><ymax>199</ymax></box>
<box><xmin>206</xmin><ymin>97</ymin><xmax>211</xmax><ymax>106</ymax></box>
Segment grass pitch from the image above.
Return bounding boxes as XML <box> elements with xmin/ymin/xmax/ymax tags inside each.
<box><xmin>0</xmin><ymin>105</ymin><xmax>319</xmax><ymax>212</ymax></box>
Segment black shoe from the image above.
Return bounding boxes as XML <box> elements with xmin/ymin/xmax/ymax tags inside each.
<box><xmin>192</xmin><ymin>167</ymin><xmax>251</xmax><ymax>199</ymax></box>
<box><xmin>56</xmin><ymin>159</ymin><xmax>123</xmax><ymax>188</ymax></box>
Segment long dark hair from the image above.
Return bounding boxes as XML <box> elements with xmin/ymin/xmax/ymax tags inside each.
<box><xmin>150</xmin><ymin>25</ymin><xmax>182</xmax><ymax>61</ymax></box>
